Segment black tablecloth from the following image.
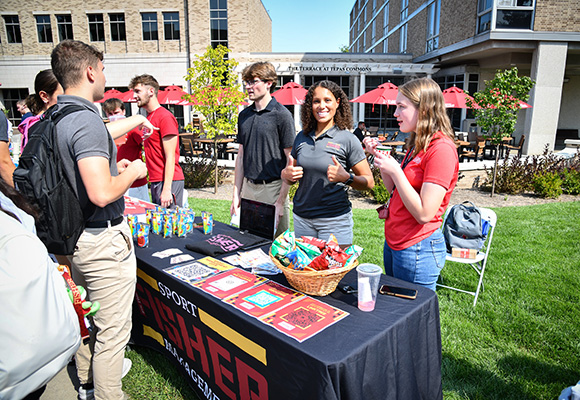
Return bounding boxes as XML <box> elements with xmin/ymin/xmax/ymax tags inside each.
<box><xmin>132</xmin><ymin>221</ymin><xmax>442</xmax><ymax>400</ymax></box>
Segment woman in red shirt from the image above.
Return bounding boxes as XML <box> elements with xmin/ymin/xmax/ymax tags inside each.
<box><xmin>364</xmin><ymin>78</ymin><xmax>459</xmax><ymax>290</ymax></box>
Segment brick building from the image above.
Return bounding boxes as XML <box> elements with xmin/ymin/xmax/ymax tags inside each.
<box><xmin>0</xmin><ymin>0</ymin><xmax>441</xmax><ymax>134</ymax></box>
<box><xmin>0</xmin><ymin>0</ymin><xmax>272</xmax><ymax>128</ymax></box>
<box><xmin>349</xmin><ymin>0</ymin><xmax>580</xmax><ymax>154</ymax></box>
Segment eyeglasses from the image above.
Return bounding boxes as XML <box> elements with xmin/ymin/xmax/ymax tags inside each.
<box><xmin>244</xmin><ymin>79</ymin><xmax>263</xmax><ymax>88</ymax></box>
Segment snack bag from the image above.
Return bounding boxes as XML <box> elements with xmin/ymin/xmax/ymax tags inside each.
<box><xmin>344</xmin><ymin>245</ymin><xmax>364</xmax><ymax>269</ymax></box>
<box><xmin>286</xmin><ymin>247</ymin><xmax>313</xmax><ymax>271</ymax></box>
<box><xmin>300</xmin><ymin>235</ymin><xmax>326</xmax><ymax>250</ymax></box>
<box><xmin>296</xmin><ymin>240</ymin><xmax>322</xmax><ymax>258</ymax></box>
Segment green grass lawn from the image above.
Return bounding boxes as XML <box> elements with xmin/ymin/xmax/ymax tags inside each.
<box><xmin>124</xmin><ymin>199</ymin><xmax>580</xmax><ymax>400</ymax></box>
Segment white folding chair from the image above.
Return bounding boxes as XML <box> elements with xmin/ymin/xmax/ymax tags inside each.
<box><xmin>437</xmin><ymin>207</ymin><xmax>497</xmax><ymax>306</ymax></box>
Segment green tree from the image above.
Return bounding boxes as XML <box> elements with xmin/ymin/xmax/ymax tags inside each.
<box><xmin>339</xmin><ymin>44</ymin><xmax>350</xmax><ymax>53</ymax></box>
<box><xmin>467</xmin><ymin>67</ymin><xmax>535</xmax><ymax>197</ymax></box>
<box><xmin>183</xmin><ymin>45</ymin><xmax>246</xmax><ymax>193</ymax></box>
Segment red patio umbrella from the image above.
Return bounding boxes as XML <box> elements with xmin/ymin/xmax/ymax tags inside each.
<box><xmin>350</xmin><ymin>82</ymin><xmax>398</xmax><ymax>111</ymax></box>
<box><xmin>120</xmin><ymin>90</ymin><xmax>136</xmax><ymax>103</ymax></box>
<box><xmin>158</xmin><ymin>85</ymin><xmax>189</xmax><ymax>105</ymax></box>
<box><xmin>442</xmin><ymin>86</ymin><xmax>480</xmax><ymax>109</ymax></box>
<box><xmin>95</xmin><ymin>89</ymin><xmax>126</xmax><ymax>103</ymax></box>
<box><xmin>272</xmin><ymin>82</ymin><xmax>307</xmax><ymax>105</ymax></box>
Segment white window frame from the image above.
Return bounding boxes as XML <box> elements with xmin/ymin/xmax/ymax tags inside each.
<box><xmin>426</xmin><ymin>0</ymin><xmax>440</xmax><ymax>53</ymax></box>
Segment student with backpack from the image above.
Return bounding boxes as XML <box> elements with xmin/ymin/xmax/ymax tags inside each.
<box><xmin>49</xmin><ymin>40</ymin><xmax>147</xmax><ymax>400</ymax></box>
<box><xmin>364</xmin><ymin>78</ymin><xmax>459</xmax><ymax>291</ymax></box>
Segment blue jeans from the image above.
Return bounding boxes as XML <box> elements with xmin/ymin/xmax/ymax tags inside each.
<box><xmin>383</xmin><ymin>229</ymin><xmax>446</xmax><ymax>291</ymax></box>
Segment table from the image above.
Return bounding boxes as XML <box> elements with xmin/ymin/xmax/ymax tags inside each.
<box><xmin>131</xmin><ymin>221</ymin><xmax>442</xmax><ymax>400</ymax></box>
<box><xmin>192</xmin><ymin>138</ymin><xmax>235</xmax><ymax>159</ymax></box>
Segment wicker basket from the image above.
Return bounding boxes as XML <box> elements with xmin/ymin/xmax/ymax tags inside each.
<box><xmin>269</xmin><ymin>249</ymin><xmax>358</xmax><ymax>296</ymax></box>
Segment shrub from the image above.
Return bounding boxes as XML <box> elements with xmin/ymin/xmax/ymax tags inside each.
<box><xmin>288</xmin><ymin>181</ymin><xmax>299</xmax><ymax>201</ymax></box>
<box><xmin>532</xmin><ymin>171</ymin><xmax>562</xmax><ymax>198</ymax></box>
<box><xmin>481</xmin><ymin>145</ymin><xmax>580</xmax><ymax>194</ymax></box>
<box><xmin>369</xmin><ymin>167</ymin><xmax>391</xmax><ymax>204</ymax></box>
<box><xmin>181</xmin><ymin>157</ymin><xmax>229</xmax><ymax>188</ymax></box>
<box><xmin>562</xmin><ymin>168</ymin><xmax>580</xmax><ymax>195</ymax></box>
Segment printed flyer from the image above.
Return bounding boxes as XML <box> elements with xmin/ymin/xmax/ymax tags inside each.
<box><xmin>224</xmin><ymin>280</ymin><xmax>304</xmax><ymax>319</ymax></box>
<box><xmin>192</xmin><ymin>267</ymin><xmax>267</xmax><ymax>299</ymax></box>
<box><xmin>163</xmin><ymin>261</ymin><xmax>218</xmax><ymax>284</ymax></box>
<box><xmin>260</xmin><ymin>296</ymin><xmax>349</xmax><ymax>342</ymax></box>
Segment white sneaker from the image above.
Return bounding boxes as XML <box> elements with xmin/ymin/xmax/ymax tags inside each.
<box><xmin>78</xmin><ymin>358</ymin><xmax>131</xmax><ymax>400</ymax></box>
<box><xmin>78</xmin><ymin>385</ymin><xmax>94</xmax><ymax>400</ymax></box>
<box><xmin>122</xmin><ymin>358</ymin><xmax>132</xmax><ymax>378</ymax></box>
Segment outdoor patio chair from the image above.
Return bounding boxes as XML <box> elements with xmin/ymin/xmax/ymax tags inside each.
<box><xmin>181</xmin><ymin>137</ymin><xmax>202</xmax><ymax>157</ymax></box>
<box><xmin>437</xmin><ymin>207</ymin><xmax>497</xmax><ymax>306</ymax></box>
<box><xmin>460</xmin><ymin>136</ymin><xmax>486</xmax><ymax>162</ymax></box>
<box><xmin>504</xmin><ymin>135</ymin><xmax>525</xmax><ymax>157</ymax></box>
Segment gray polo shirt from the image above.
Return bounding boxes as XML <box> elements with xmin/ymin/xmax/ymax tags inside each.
<box><xmin>54</xmin><ymin>95</ymin><xmax>123</xmax><ymax>222</ymax></box>
<box><xmin>291</xmin><ymin>126</ymin><xmax>366</xmax><ymax>219</ymax></box>
<box><xmin>237</xmin><ymin>97</ymin><xmax>295</xmax><ymax>182</ymax></box>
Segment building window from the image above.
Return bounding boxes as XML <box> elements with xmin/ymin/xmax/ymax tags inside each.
<box><xmin>371</xmin><ymin>20</ymin><xmax>376</xmax><ymax>42</ymax></box>
<box><xmin>362</xmin><ymin>31</ymin><xmax>366</xmax><ymax>52</ymax></box>
<box><xmin>496</xmin><ymin>0</ymin><xmax>534</xmax><ymax>30</ymax></box>
<box><xmin>35</xmin><ymin>15</ymin><xmax>53</xmax><ymax>43</ymax></box>
<box><xmin>56</xmin><ymin>15</ymin><xmax>73</xmax><ymax>41</ymax></box>
<box><xmin>477</xmin><ymin>0</ymin><xmax>493</xmax><ymax>33</ymax></box>
<box><xmin>142</xmin><ymin>13</ymin><xmax>158</xmax><ymax>41</ymax></box>
<box><xmin>373</xmin><ymin>0</ymin><xmax>377</xmax><ymax>12</ymax></box>
<box><xmin>88</xmin><ymin>14</ymin><xmax>105</xmax><ymax>42</ymax></box>
<box><xmin>399</xmin><ymin>0</ymin><xmax>408</xmax><ymax>53</ymax></box>
<box><xmin>383</xmin><ymin>38</ymin><xmax>388</xmax><ymax>53</ymax></box>
<box><xmin>3</xmin><ymin>15</ymin><xmax>22</xmax><ymax>43</ymax></box>
<box><xmin>210</xmin><ymin>0</ymin><xmax>228</xmax><ymax>48</ymax></box>
<box><xmin>399</xmin><ymin>23</ymin><xmax>407</xmax><ymax>52</ymax></box>
<box><xmin>109</xmin><ymin>13</ymin><xmax>126</xmax><ymax>41</ymax></box>
<box><xmin>163</xmin><ymin>12</ymin><xmax>180</xmax><ymax>41</ymax></box>
<box><xmin>383</xmin><ymin>3</ymin><xmax>389</xmax><ymax>36</ymax></box>
<box><xmin>426</xmin><ymin>0</ymin><xmax>440</xmax><ymax>53</ymax></box>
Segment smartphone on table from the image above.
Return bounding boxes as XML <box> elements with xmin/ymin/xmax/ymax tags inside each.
<box><xmin>379</xmin><ymin>284</ymin><xmax>417</xmax><ymax>300</ymax></box>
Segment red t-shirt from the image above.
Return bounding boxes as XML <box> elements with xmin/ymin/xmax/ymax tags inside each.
<box><xmin>384</xmin><ymin>132</ymin><xmax>459</xmax><ymax>250</ymax></box>
<box><xmin>145</xmin><ymin>107</ymin><xmax>184</xmax><ymax>183</ymax></box>
<box><xmin>116</xmin><ymin>128</ymin><xmax>147</xmax><ymax>188</ymax></box>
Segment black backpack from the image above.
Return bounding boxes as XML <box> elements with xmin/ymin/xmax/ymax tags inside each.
<box><xmin>13</xmin><ymin>105</ymin><xmax>86</xmax><ymax>255</ymax></box>
<box><xmin>443</xmin><ymin>201</ymin><xmax>485</xmax><ymax>252</ymax></box>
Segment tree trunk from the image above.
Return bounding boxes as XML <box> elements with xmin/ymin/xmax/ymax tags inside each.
<box><xmin>213</xmin><ymin>139</ymin><xmax>218</xmax><ymax>194</ymax></box>
<box><xmin>491</xmin><ymin>143</ymin><xmax>500</xmax><ymax>197</ymax></box>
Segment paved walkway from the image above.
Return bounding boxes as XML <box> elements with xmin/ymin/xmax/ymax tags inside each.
<box><xmin>39</xmin><ymin>363</ymin><xmax>79</xmax><ymax>400</ymax></box>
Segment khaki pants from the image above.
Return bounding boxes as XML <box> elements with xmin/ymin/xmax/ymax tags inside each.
<box><xmin>70</xmin><ymin>222</ymin><xmax>136</xmax><ymax>400</ymax></box>
<box><xmin>241</xmin><ymin>178</ymin><xmax>289</xmax><ymax>237</ymax></box>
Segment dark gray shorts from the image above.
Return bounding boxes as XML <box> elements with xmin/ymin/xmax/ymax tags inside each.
<box><xmin>150</xmin><ymin>180</ymin><xmax>185</xmax><ymax>208</ymax></box>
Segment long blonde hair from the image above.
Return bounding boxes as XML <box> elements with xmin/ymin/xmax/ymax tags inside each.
<box><xmin>398</xmin><ymin>78</ymin><xmax>454</xmax><ymax>156</ymax></box>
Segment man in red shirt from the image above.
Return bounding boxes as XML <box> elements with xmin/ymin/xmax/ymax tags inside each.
<box><xmin>129</xmin><ymin>75</ymin><xmax>185</xmax><ymax>208</ymax></box>
<box><xmin>102</xmin><ymin>98</ymin><xmax>150</xmax><ymax>202</ymax></box>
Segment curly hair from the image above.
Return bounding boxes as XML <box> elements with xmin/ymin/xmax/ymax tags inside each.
<box><xmin>397</xmin><ymin>77</ymin><xmax>454</xmax><ymax>156</ymax></box>
<box><xmin>300</xmin><ymin>80</ymin><xmax>353</xmax><ymax>134</ymax></box>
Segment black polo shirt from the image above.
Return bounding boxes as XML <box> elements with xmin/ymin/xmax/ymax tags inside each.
<box><xmin>291</xmin><ymin>126</ymin><xmax>366</xmax><ymax>219</ymax></box>
<box><xmin>237</xmin><ymin>97</ymin><xmax>295</xmax><ymax>182</ymax></box>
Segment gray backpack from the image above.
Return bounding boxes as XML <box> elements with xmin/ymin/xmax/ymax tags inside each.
<box><xmin>443</xmin><ymin>201</ymin><xmax>485</xmax><ymax>252</ymax></box>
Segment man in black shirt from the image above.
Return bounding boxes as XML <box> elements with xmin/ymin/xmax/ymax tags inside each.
<box><xmin>353</xmin><ymin>121</ymin><xmax>366</xmax><ymax>143</ymax></box>
<box><xmin>231</xmin><ymin>62</ymin><xmax>295</xmax><ymax>237</ymax></box>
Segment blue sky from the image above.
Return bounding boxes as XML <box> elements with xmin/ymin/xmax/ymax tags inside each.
<box><xmin>260</xmin><ymin>0</ymin><xmax>353</xmax><ymax>53</ymax></box>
